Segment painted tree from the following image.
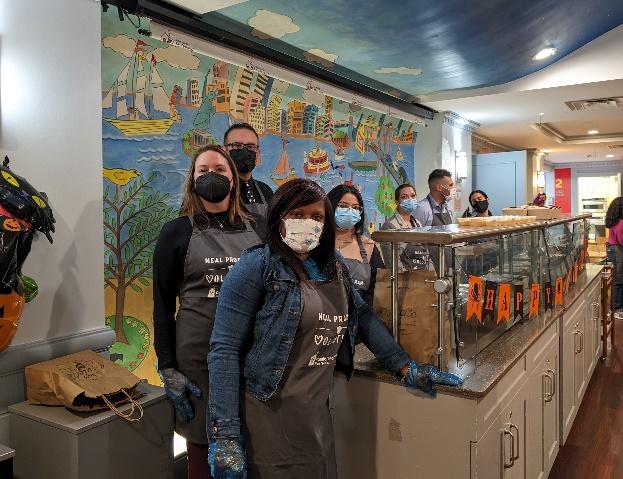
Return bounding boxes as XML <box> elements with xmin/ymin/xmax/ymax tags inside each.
<box><xmin>375</xmin><ymin>175</ymin><xmax>396</xmax><ymax>217</ymax></box>
<box><xmin>103</xmin><ymin>170</ymin><xmax>176</xmax><ymax>344</ymax></box>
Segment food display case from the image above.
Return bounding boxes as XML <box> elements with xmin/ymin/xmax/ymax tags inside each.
<box><xmin>372</xmin><ymin>214</ymin><xmax>590</xmax><ymax>377</ymax></box>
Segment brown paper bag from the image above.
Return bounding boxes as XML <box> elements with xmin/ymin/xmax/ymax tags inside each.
<box><xmin>373</xmin><ymin>269</ymin><xmax>452</xmax><ymax>367</ymax></box>
<box><xmin>25</xmin><ymin>350</ymin><xmax>144</xmax><ymax>421</ymax></box>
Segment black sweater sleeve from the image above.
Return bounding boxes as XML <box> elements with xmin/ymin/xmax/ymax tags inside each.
<box><xmin>361</xmin><ymin>245</ymin><xmax>385</xmax><ymax>309</ymax></box>
<box><xmin>152</xmin><ymin>216</ymin><xmax>192</xmax><ymax>370</ymax></box>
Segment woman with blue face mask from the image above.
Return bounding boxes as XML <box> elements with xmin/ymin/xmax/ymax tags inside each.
<box><xmin>327</xmin><ymin>185</ymin><xmax>384</xmax><ymax>308</ymax></box>
<box><xmin>207</xmin><ymin>179</ymin><xmax>462</xmax><ymax>479</ymax></box>
<box><xmin>380</xmin><ymin>184</ymin><xmax>430</xmax><ymax>272</ymax></box>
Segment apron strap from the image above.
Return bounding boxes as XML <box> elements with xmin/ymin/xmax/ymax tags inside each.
<box><xmin>252</xmin><ymin>178</ymin><xmax>268</xmax><ymax>204</ymax></box>
<box><xmin>355</xmin><ymin>234</ymin><xmax>369</xmax><ymax>264</ymax></box>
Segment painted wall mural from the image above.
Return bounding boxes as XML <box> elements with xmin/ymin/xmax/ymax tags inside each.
<box><xmin>102</xmin><ymin>11</ymin><xmax>422</xmax><ymax>384</ymax></box>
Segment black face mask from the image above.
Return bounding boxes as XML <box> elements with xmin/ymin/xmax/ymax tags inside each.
<box><xmin>195</xmin><ymin>172</ymin><xmax>231</xmax><ymax>203</ymax></box>
<box><xmin>472</xmin><ymin>200</ymin><xmax>489</xmax><ymax>213</ymax></box>
<box><xmin>229</xmin><ymin>148</ymin><xmax>256</xmax><ymax>174</ymax></box>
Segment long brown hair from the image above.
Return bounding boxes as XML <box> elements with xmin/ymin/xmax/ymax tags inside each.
<box><xmin>179</xmin><ymin>145</ymin><xmax>247</xmax><ymax>223</ymax></box>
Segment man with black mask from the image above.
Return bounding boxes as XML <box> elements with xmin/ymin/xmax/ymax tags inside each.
<box><xmin>223</xmin><ymin>123</ymin><xmax>273</xmax><ymax>221</ymax></box>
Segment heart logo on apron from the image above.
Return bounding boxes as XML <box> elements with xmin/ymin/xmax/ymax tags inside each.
<box><xmin>206</xmin><ymin>274</ymin><xmax>214</xmax><ymax>283</ymax></box>
<box><xmin>314</xmin><ymin>335</ymin><xmax>324</xmax><ymax>345</ymax></box>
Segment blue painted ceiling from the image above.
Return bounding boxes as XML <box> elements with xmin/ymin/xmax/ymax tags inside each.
<box><xmin>199</xmin><ymin>0</ymin><xmax>623</xmax><ymax>100</ymax></box>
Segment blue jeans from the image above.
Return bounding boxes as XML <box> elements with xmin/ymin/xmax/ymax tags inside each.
<box><xmin>606</xmin><ymin>244</ymin><xmax>623</xmax><ymax>309</ymax></box>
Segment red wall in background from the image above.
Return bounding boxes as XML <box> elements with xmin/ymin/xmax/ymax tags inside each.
<box><xmin>554</xmin><ymin>168</ymin><xmax>572</xmax><ymax>213</ymax></box>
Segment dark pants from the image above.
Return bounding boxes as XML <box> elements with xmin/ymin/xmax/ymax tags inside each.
<box><xmin>187</xmin><ymin>442</ymin><xmax>211</xmax><ymax>479</ymax></box>
<box><xmin>606</xmin><ymin>244</ymin><xmax>623</xmax><ymax>309</ymax></box>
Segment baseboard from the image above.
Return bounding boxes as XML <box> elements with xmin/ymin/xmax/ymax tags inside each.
<box><xmin>0</xmin><ymin>327</ymin><xmax>116</xmax><ymax>414</ymax></box>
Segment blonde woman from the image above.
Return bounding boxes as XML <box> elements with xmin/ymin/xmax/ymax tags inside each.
<box><xmin>153</xmin><ymin>145</ymin><xmax>263</xmax><ymax>478</ymax></box>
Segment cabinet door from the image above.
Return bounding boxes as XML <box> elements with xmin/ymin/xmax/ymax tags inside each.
<box><xmin>471</xmin><ymin>390</ymin><xmax>526</xmax><ymax>479</ymax></box>
<box><xmin>574</xmin><ymin>316</ymin><xmax>586</xmax><ymax>405</ymax></box>
<box><xmin>543</xmin><ymin>345</ymin><xmax>559</xmax><ymax>477</ymax></box>
<box><xmin>561</xmin><ymin>299</ymin><xmax>584</xmax><ymax>444</ymax></box>
<box><xmin>590</xmin><ymin>291</ymin><xmax>602</xmax><ymax>367</ymax></box>
<box><xmin>585</xmin><ymin>294</ymin><xmax>598</xmax><ymax>378</ymax></box>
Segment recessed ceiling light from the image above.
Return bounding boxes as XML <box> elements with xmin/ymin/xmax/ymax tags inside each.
<box><xmin>533</xmin><ymin>47</ymin><xmax>556</xmax><ymax>61</ymax></box>
<box><xmin>587</xmin><ymin>129</ymin><xmax>599</xmax><ymax>135</ymax></box>
<box><xmin>606</xmin><ymin>154</ymin><xmax>614</xmax><ymax>158</ymax></box>
<box><xmin>539</xmin><ymin>112</ymin><xmax>545</xmax><ymax>116</ymax></box>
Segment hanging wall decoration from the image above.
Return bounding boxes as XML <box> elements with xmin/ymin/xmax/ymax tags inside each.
<box><xmin>529</xmin><ymin>284</ymin><xmax>541</xmax><ymax>318</ymax></box>
<box><xmin>466</xmin><ymin>275</ymin><xmax>484</xmax><ymax>323</ymax></box>
<box><xmin>497</xmin><ymin>283</ymin><xmax>511</xmax><ymax>324</ymax></box>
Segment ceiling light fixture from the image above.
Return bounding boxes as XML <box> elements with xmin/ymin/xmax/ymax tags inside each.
<box><xmin>539</xmin><ymin>112</ymin><xmax>545</xmax><ymax>116</ymax></box>
<box><xmin>533</xmin><ymin>47</ymin><xmax>556</xmax><ymax>61</ymax></box>
<box><xmin>587</xmin><ymin>129</ymin><xmax>599</xmax><ymax>135</ymax></box>
<box><xmin>606</xmin><ymin>154</ymin><xmax>614</xmax><ymax>158</ymax></box>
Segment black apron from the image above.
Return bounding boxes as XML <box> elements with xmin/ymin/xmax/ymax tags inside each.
<box><xmin>242</xmin><ymin>277</ymin><xmax>348</xmax><ymax>479</ymax></box>
<box><xmin>399</xmin><ymin>215</ymin><xmax>429</xmax><ymax>271</ymax></box>
<box><xmin>340</xmin><ymin>235</ymin><xmax>371</xmax><ymax>294</ymax></box>
<box><xmin>175</xmin><ymin>218</ymin><xmax>261</xmax><ymax>444</ymax></box>
<box><xmin>242</xmin><ymin>179</ymin><xmax>268</xmax><ymax>223</ymax></box>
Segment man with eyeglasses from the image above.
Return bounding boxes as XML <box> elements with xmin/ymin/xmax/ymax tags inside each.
<box><xmin>223</xmin><ymin>123</ymin><xmax>273</xmax><ymax>222</ymax></box>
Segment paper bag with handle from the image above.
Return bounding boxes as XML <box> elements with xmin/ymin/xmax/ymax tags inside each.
<box><xmin>25</xmin><ymin>349</ymin><xmax>144</xmax><ymax>421</ymax></box>
<box><xmin>373</xmin><ymin>269</ymin><xmax>452</xmax><ymax>368</ymax></box>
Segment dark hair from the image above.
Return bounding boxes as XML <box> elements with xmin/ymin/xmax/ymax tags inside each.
<box><xmin>328</xmin><ymin>184</ymin><xmax>365</xmax><ymax>235</ymax></box>
<box><xmin>427</xmin><ymin>168</ymin><xmax>452</xmax><ymax>187</ymax></box>
<box><xmin>606</xmin><ymin>197</ymin><xmax>623</xmax><ymax>228</ymax></box>
<box><xmin>394</xmin><ymin>183</ymin><xmax>416</xmax><ymax>203</ymax></box>
<box><xmin>469</xmin><ymin>189</ymin><xmax>489</xmax><ymax>206</ymax></box>
<box><xmin>223</xmin><ymin>122</ymin><xmax>259</xmax><ymax>144</ymax></box>
<box><xmin>267</xmin><ymin>179</ymin><xmax>337</xmax><ymax>281</ymax></box>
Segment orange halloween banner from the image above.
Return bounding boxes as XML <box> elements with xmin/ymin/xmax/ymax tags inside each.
<box><xmin>483</xmin><ymin>281</ymin><xmax>497</xmax><ymax>323</ymax></box>
<box><xmin>497</xmin><ymin>283</ymin><xmax>511</xmax><ymax>323</ymax></box>
<box><xmin>513</xmin><ymin>285</ymin><xmax>524</xmax><ymax>321</ymax></box>
<box><xmin>544</xmin><ymin>282</ymin><xmax>553</xmax><ymax>311</ymax></box>
<box><xmin>555</xmin><ymin>277</ymin><xmax>563</xmax><ymax>306</ymax></box>
<box><xmin>579</xmin><ymin>249</ymin><xmax>586</xmax><ymax>268</ymax></box>
<box><xmin>529</xmin><ymin>283</ymin><xmax>541</xmax><ymax>318</ymax></box>
<box><xmin>466</xmin><ymin>275</ymin><xmax>483</xmax><ymax>323</ymax></box>
<box><xmin>564</xmin><ymin>269</ymin><xmax>571</xmax><ymax>293</ymax></box>
<box><xmin>573</xmin><ymin>261</ymin><xmax>579</xmax><ymax>284</ymax></box>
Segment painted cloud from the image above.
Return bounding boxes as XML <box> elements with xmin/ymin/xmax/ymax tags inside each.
<box><xmin>102</xmin><ymin>34</ymin><xmax>136</xmax><ymax>58</ymax></box>
<box><xmin>374</xmin><ymin>67</ymin><xmax>422</xmax><ymax>76</ymax></box>
<box><xmin>304</xmin><ymin>49</ymin><xmax>338</xmax><ymax>68</ymax></box>
<box><xmin>248</xmin><ymin>10</ymin><xmax>300</xmax><ymax>39</ymax></box>
<box><xmin>152</xmin><ymin>45</ymin><xmax>200</xmax><ymax>70</ymax></box>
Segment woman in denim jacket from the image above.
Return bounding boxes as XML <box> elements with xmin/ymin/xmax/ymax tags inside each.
<box><xmin>207</xmin><ymin>179</ymin><xmax>461</xmax><ymax>479</ymax></box>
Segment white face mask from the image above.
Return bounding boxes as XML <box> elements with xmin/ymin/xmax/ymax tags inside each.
<box><xmin>281</xmin><ymin>218</ymin><xmax>324</xmax><ymax>253</ymax></box>
<box><xmin>440</xmin><ymin>185</ymin><xmax>457</xmax><ymax>201</ymax></box>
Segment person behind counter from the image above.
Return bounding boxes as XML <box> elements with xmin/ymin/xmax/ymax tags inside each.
<box><xmin>605</xmin><ymin>196</ymin><xmax>623</xmax><ymax>316</ymax></box>
<box><xmin>380</xmin><ymin>184</ymin><xmax>429</xmax><ymax>271</ymax></box>
<box><xmin>414</xmin><ymin>168</ymin><xmax>457</xmax><ymax>226</ymax></box>
<box><xmin>153</xmin><ymin>145</ymin><xmax>263</xmax><ymax>478</ymax></box>
<box><xmin>327</xmin><ymin>184</ymin><xmax>384</xmax><ymax>308</ymax></box>
<box><xmin>461</xmin><ymin>189</ymin><xmax>493</xmax><ymax>217</ymax></box>
<box><xmin>223</xmin><ymin>122</ymin><xmax>273</xmax><ymax>221</ymax></box>
<box><xmin>207</xmin><ymin>179</ymin><xmax>462</xmax><ymax>479</ymax></box>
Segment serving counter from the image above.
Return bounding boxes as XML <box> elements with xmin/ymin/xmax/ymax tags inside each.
<box><xmin>332</xmin><ymin>214</ymin><xmax>610</xmax><ymax>478</ymax></box>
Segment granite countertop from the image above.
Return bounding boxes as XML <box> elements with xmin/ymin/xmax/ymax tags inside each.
<box><xmin>0</xmin><ymin>444</ymin><xmax>15</xmax><ymax>461</ymax></box>
<box><xmin>354</xmin><ymin>263</ymin><xmax>605</xmax><ymax>399</ymax></box>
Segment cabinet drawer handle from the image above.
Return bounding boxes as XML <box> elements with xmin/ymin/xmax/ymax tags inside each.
<box><xmin>574</xmin><ymin>330</ymin><xmax>581</xmax><ymax>354</ymax></box>
<box><xmin>503</xmin><ymin>428</ymin><xmax>515</xmax><ymax>469</ymax></box>
<box><xmin>543</xmin><ymin>373</ymin><xmax>552</xmax><ymax>402</ymax></box>
<box><xmin>578</xmin><ymin>330</ymin><xmax>584</xmax><ymax>352</ymax></box>
<box><xmin>547</xmin><ymin>368</ymin><xmax>556</xmax><ymax>399</ymax></box>
<box><xmin>510</xmin><ymin>423</ymin><xmax>520</xmax><ymax>461</ymax></box>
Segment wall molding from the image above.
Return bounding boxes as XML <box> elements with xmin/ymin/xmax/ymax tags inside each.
<box><xmin>443</xmin><ymin>111</ymin><xmax>480</xmax><ymax>132</ymax></box>
<box><xmin>0</xmin><ymin>327</ymin><xmax>115</xmax><ymax>414</ymax></box>
<box><xmin>549</xmin><ymin>160</ymin><xmax>623</xmax><ymax>170</ymax></box>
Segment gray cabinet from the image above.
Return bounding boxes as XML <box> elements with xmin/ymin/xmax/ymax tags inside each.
<box><xmin>8</xmin><ymin>384</ymin><xmax>173</xmax><ymax>479</ymax></box>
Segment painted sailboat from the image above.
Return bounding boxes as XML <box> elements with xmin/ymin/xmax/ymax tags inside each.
<box><xmin>103</xmin><ymin>41</ymin><xmax>175</xmax><ymax>136</ymax></box>
<box><xmin>303</xmin><ymin>146</ymin><xmax>331</xmax><ymax>175</ymax></box>
<box><xmin>272</xmin><ymin>140</ymin><xmax>296</xmax><ymax>187</ymax></box>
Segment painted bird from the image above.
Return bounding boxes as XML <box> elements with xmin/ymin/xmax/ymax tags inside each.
<box><xmin>103</xmin><ymin>168</ymin><xmax>140</xmax><ymax>186</ymax></box>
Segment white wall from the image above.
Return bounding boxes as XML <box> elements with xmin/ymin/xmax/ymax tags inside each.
<box><xmin>441</xmin><ymin>122</ymin><xmax>472</xmax><ymax>215</ymax></box>
<box><xmin>0</xmin><ymin>0</ymin><xmax>104</xmax><ymax>346</ymax></box>
<box><xmin>413</xmin><ymin>115</ymin><xmax>442</xmax><ymax>199</ymax></box>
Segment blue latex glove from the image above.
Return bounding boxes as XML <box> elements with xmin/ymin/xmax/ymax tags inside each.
<box><xmin>403</xmin><ymin>361</ymin><xmax>463</xmax><ymax>397</ymax></box>
<box><xmin>208</xmin><ymin>439</ymin><xmax>247</xmax><ymax>479</ymax></box>
<box><xmin>158</xmin><ymin>368</ymin><xmax>202</xmax><ymax>422</ymax></box>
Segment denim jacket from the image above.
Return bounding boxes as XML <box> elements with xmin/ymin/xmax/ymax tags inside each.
<box><xmin>208</xmin><ymin>244</ymin><xmax>410</xmax><ymax>439</ymax></box>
